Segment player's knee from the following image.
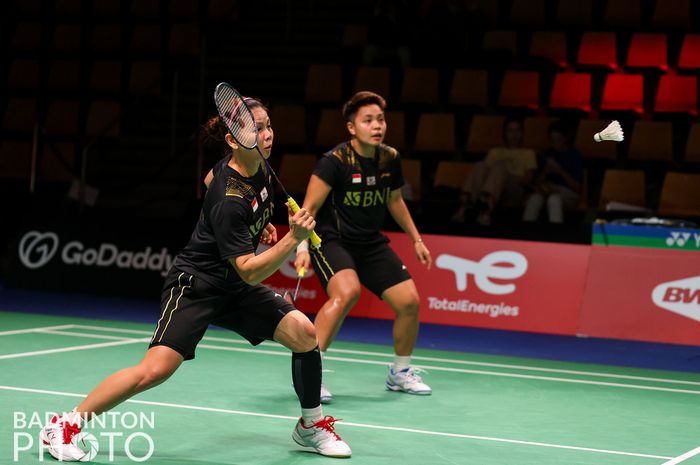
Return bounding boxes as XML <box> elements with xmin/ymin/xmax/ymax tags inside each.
<box><xmin>335</xmin><ymin>284</ymin><xmax>360</xmax><ymax>309</ymax></box>
<box><xmin>395</xmin><ymin>292</ymin><xmax>420</xmax><ymax>317</ymax></box>
<box><xmin>138</xmin><ymin>364</ymin><xmax>175</xmax><ymax>389</ymax></box>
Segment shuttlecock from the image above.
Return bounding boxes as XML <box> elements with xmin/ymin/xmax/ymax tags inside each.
<box><xmin>594</xmin><ymin>120</ymin><xmax>624</xmax><ymax>142</ymax></box>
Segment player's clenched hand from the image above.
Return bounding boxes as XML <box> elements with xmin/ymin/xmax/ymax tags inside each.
<box><xmin>415</xmin><ymin>241</ymin><xmax>432</xmax><ymax>270</ymax></box>
<box><xmin>287</xmin><ymin>204</ymin><xmax>316</xmax><ymax>242</ymax></box>
<box><xmin>260</xmin><ymin>223</ymin><xmax>277</xmax><ymax>245</ymax></box>
<box><xmin>294</xmin><ymin>250</ymin><xmax>311</xmax><ymax>271</ymax></box>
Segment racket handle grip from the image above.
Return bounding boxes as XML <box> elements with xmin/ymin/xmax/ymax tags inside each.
<box><xmin>287</xmin><ymin>197</ymin><xmax>322</xmax><ymax>249</ymax></box>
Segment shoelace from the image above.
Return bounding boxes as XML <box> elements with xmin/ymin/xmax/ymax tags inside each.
<box><xmin>62</xmin><ymin>422</ymin><xmax>81</xmax><ymax>445</ymax></box>
<box><xmin>313</xmin><ymin>416</ymin><xmax>342</xmax><ymax>441</ymax></box>
<box><xmin>403</xmin><ymin>367</ymin><xmax>428</xmax><ymax>383</ymax></box>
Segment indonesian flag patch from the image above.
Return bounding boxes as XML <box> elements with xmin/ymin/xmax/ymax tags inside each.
<box><xmin>251</xmin><ymin>197</ymin><xmax>259</xmax><ymax>212</ymax></box>
<box><xmin>352</xmin><ymin>173</ymin><xmax>362</xmax><ymax>184</ymax></box>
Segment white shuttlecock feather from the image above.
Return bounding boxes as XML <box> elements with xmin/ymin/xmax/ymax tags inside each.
<box><xmin>594</xmin><ymin>120</ymin><xmax>624</xmax><ymax>142</ymax></box>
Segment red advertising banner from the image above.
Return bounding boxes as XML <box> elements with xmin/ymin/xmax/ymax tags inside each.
<box><xmin>578</xmin><ymin>246</ymin><xmax>700</xmax><ymax>346</ymax></box>
<box><xmin>263</xmin><ymin>226</ymin><xmax>590</xmax><ymax>336</ymax></box>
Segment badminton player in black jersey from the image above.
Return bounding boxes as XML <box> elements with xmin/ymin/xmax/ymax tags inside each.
<box><xmin>40</xmin><ymin>98</ymin><xmax>351</xmax><ymax>460</ymax></box>
<box><xmin>296</xmin><ymin>91</ymin><xmax>432</xmax><ymax>403</ymax></box>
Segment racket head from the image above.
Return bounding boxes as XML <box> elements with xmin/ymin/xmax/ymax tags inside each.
<box><xmin>214</xmin><ymin>82</ymin><xmax>259</xmax><ymax>150</ymax></box>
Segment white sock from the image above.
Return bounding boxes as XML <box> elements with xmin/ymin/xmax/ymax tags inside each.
<box><xmin>301</xmin><ymin>405</ymin><xmax>324</xmax><ymax>426</ymax></box>
<box><xmin>393</xmin><ymin>355</ymin><xmax>411</xmax><ymax>372</ymax></box>
<box><xmin>320</xmin><ymin>351</ymin><xmax>325</xmax><ymax>360</ymax></box>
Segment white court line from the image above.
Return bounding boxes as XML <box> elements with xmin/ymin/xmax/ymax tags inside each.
<box><xmin>36</xmin><ymin>329</ymin><xmax>135</xmax><ymax>341</ymax></box>
<box><xmin>17</xmin><ymin>326</ymin><xmax>700</xmax><ymax>395</ymax></box>
<box><xmin>0</xmin><ymin>324</ymin><xmax>75</xmax><ymax>336</ymax></box>
<box><xmin>0</xmin><ymin>384</ymin><xmax>672</xmax><ymax>461</ymax></box>
<box><xmin>0</xmin><ymin>339</ymin><xmax>148</xmax><ymax>360</ymax></box>
<box><xmin>661</xmin><ymin>446</ymin><xmax>700</xmax><ymax>465</ymax></box>
<box><xmin>70</xmin><ymin>324</ymin><xmax>700</xmax><ymax>387</ymax></box>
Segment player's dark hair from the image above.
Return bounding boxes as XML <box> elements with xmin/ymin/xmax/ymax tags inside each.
<box><xmin>201</xmin><ymin>97</ymin><xmax>269</xmax><ymax>154</ymax></box>
<box><xmin>342</xmin><ymin>91</ymin><xmax>386</xmax><ymax>122</ymax></box>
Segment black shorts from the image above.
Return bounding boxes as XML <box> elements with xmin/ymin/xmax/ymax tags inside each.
<box><xmin>149</xmin><ymin>268</ymin><xmax>295</xmax><ymax>360</ymax></box>
<box><xmin>310</xmin><ymin>237</ymin><xmax>411</xmax><ymax>298</ymax></box>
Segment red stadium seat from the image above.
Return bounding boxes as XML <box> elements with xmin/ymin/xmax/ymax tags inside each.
<box><xmin>498</xmin><ymin>71</ymin><xmax>539</xmax><ymax>109</ymax></box>
<box><xmin>353</xmin><ymin>67</ymin><xmax>391</xmax><ymax>98</ymax></box>
<box><xmin>414</xmin><ymin>113</ymin><xmax>456</xmax><ymax>152</ymax></box>
<box><xmin>684</xmin><ymin>123</ymin><xmax>700</xmax><ymax>164</ymax></box>
<box><xmin>577</xmin><ymin>32</ymin><xmax>617</xmax><ymax>69</ymax></box>
<box><xmin>449</xmin><ymin>69</ymin><xmax>488</xmax><ymax>108</ymax></box>
<box><xmin>549</xmin><ymin>73</ymin><xmax>591</xmax><ymax>111</ymax></box>
<box><xmin>510</xmin><ymin>0</ymin><xmax>545</xmax><ymax>28</ymax></box>
<box><xmin>626</xmin><ymin>34</ymin><xmax>668</xmax><ymax>70</ymax></box>
<box><xmin>658</xmin><ymin>172</ymin><xmax>700</xmax><ymax>217</ymax></box>
<box><xmin>628</xmin><ymin>121</ymin><xmax>673</xmax><ymax>162</ymax></box>
<box><xmin>678</xmin><ymin>34</ymin><xmax>700</xmax><ymax>70</ymax></box>
<box><xmin>654</xmin><ymin>75</ymin><xmax>697</xmax><ymax>115</ymax></box>
<box><xmin>555</xmin><ymin>0</ymin><xmax>592</xmax><ymax>27</ymax></box>
<box><xmin>603</xmin><ymin>0</ymin><xmax>641</xmax><ymax>29</ymax></box>
<box><xmin>600</xmin><ymin>74</ymin><xmax>644</xmax><ymax>113</ymax></box>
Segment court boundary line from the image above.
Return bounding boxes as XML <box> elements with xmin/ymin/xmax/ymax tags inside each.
<box><xmin>0</xmin><ymin>324</ymin><xmax>75</xmax><ymax>336</ymax></box>
<box><xmin>0</xmin><ymin>384</ymin><xmax>673</xmax><ymax>461</ymax></box>
<box><xmin>5</xmin><ymin>326</ymin><xmax>700</xmax><ymax>395</ymax></box>
<box><xmin>661</xmin><ymin>446</ymin><xmax>700</xmax><ymax>465</ymax></box>
<box><xmin>69</xmin><ymin>324</ymin><xmax>700</xmax><ymax>387</ymax></box>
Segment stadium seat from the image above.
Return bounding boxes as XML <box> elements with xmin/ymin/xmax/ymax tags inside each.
<box><xmin>434</xmin><ymin>161</ymin><xmax>473</xmax><ymax>191</ymax></box>
<box><xmin>400</xmin><ymin>159</ymin><xmax>421</xmax><ymax>201</ymax></box>
<box><xmin>678</xmin><ymin>34</ymin><xmax>700</xmax><ymax>70</ymax></box>
<box><xmin>555</xmin><ymin>0</ymin><xmax>592</xmax><ymax>27</ymax></box>
<box><xmin>684</xmin><ymin>123</ymin><xmax>700</xmax><ymax>163</ymax></box>
<box><xmin>626</xmin><ymin>34</ymin><xmax>668</xmax><ymax>70</ymax></box>
<box><xmin>498</xmin><ymin>71</ymin><xmax>539</xmax><ymax>109</ymax></box>
<box><xmin>90</xmin><ymin>24</ymin><xmax>121</xmax><ymax>53</ymax></box>
<box><xmin>271</xmin><ymin>105</ymin><xmax>306</xmax><ymax>147</ymax></box>
<box><xmin>549</xmin><ymin>72</ymin><xmax>592</xmax><ymax>111</ymax></box>
<box><xmin>279</xmin><ymin>154</ymin><xmax>317</xmax><ymax>195</ymax></box>
<box><xmin>603</xmin><ymin>0</ymin><xmax>641</xmax><ymax>29</ymax></box>
<box><xmin>353</xmin><ymin>66</ymin><xmax>391</xmax><ymax>98</ymax></box>
<box><xmin>654</xmin><ymin>75</ymin><xmax>697</xmax><ymax>115</ymax></box>
<box><xmin>400</xmin><ymin>68</ymin><xmax>439</xmax><ymax>106</ymax></box>
<box><xmin>169</xmin><ymin>23</ymin><xmax>200</xmax><ymax>56</ymax></box>
<box><xmin>529</xmin><ymin>31</ymin><xmax>567</xmax><ymax>67</ymax></box>
<box><xmin>627</xmin><ymin>121</ymin><xmax>673</xmax><ymax>162</ymax></box>
<box><xmin>577</xmin><ymin>32</ymin><xmax>617</xmax><ymax>69</ymax></box>
<box><xmin>658</xmin><ymin>172</ymin><xmax>700</xmax><ymax>217</ymax></box>
<box><xmin>40</xmin><ymin>142</ymin><xmax>76</xmax><ymax>182</ymax></box>
<box><xmin>448</xmin><ymin>69</ymin><xmax>488</xmax><ymax>108</ymax></box>
<box><xmin>44</xmin><ymin>100</ymin><xmax>80</xmax><ymax>136</ymax></box>
<box><xmin>7</xmin><ymin>59</ymin><xmax>39</xmax><ymax>91</ymax></box>
<box><xmin>47</xmin><ymin>60</ymin><xmax>81</xmax><ymax>92</ymax></box>
<box><xmin>50</xmin><ymin>24</ymin><xmax>81</xmax><ymax>53</ymax></box>
<box><xmin>483</xmin><ymin>30</ymin><xmax>517</xmax><ymax>55</ymax></box>
<box><xmin>89</xmin><ymin>61</ymin><xmax>122</xmax><ymax>94</ymax></box>
<box><xmin>314</xmin><ymin>109</ymin><xmax>347</xmax><ymax>147</ymax></box>
<box><xmin>466</xmin><ymin>115</ymin><xmax>505</xmax><ymax>153</ymax></box>
<box><xmin>0</xmin><ymin>140</ymin><xmax>32</xmax><ymax>179</ymax></box>
<box><xmin>598</xmin><ymin>169</ymin><xmax>646</xmax><ymax>209</ymax></box>
<box><xmin>414</xmin><ymin>113</ymin><xmax>456</xmax><ymax>153</ymax></box>
<box><xmin>2</xmin><ymin>98</ymin><xmax>37</xmax><ymax>133</ymax></box>
<box><xmin>652</xmin><ymin>0</ymin><xmax>690</xmax><ymax>29</ymax></box>
<box><xmin>509</xmin><ymin>0</ymin><xmax>545</xmax><ymax>28</ymax></box>
<box><xmin>128</xmin><ymin>61</ymin><xmax>161</xmax><ymax>95</ymax></box>
<box><xmin>305</xmin><ymin>64</ymin><xmax>342</xmax><ymax>103</ymax></box>
<box><xmin>12</xmin><ymin>22</ymin><xmax>42</xmax><ymax>53</ymax></box>
<box><xmin>600</xmin><ymin>74</ymin><xmax>644</xmax><ymax>113</ymax></box>
<box><xmin>384</xmin><ymin>110</ymin><xmax>406</xmax><ymax>150</ymax></box>
<box><xmin>131</xmin><ymin>25</ymin><xmax>161</xmax><ymax>54</ymax></box>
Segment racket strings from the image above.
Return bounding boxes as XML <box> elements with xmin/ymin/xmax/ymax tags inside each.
<box><xmin>215</xmin><ymin>86</ymin><xmax>257</xmax><ymax>149</ymax></box>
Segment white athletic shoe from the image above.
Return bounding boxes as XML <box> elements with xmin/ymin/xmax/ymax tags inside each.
<box><xmin>40</xmin><ymin>415</ymin><xmax>87</xmax><ymax>461</ymax></box>
<box><xmin>292</xmin><ymin>416</ymin><xmax>352</xmax><ymax>458</ymax></box>
<box><xmin>320</xmin><ymin>383</ymin><xmax>333</xmax><ymax>404</ymax></box>
<box><xmin>386</xmin><ymin>366</ymin><xmax>432</xmax><ymax>395</ymax></box>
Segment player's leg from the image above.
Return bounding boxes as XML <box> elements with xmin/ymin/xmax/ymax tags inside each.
<box><xmin>41</xmin><ymin>270</ymin><xmax>209</xmax><ymax>461</ymax></box>
<box><xmin>381</xmin><ymin>279</ymin><xmax>431</xmax><ymax>395</ymax></box>
<box><xmin>522</xmin><ymin>191</ymin><xmax>545</xmax><ymax>222</ymax></box>
<box><xmin>310</xmin><ymin>240</ymin><xmax>361</xmax><ymax>403</ymax></box>
<box><xmin>356</xmin><ymin>242</ymin><xmax>432</xmax><ymax>395</ymax></box>
<box><xmin>223</xmin><ymin>285</ymin><xmax>351</xmax><ymax>458</ymax></box>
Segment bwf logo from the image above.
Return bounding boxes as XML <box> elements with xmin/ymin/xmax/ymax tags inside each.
<box><xmin>652</xmin><ymin>275</ymin><xmax>700</xmax><ymax>323</ymax></box>
<box><xmin>665</xmin><ymin>231</ymin><xmax>700</xmax><ymax>248</ymax></box>
<box><xmin>435</xmin><ymin>251</ymin><xmax>528</xmax><ymax>295</ymax></box>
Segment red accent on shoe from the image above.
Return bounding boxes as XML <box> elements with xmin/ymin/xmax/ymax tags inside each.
<box><xmin>309</xmin><ymin>416</ymin><xmax>342</xmax><ymax>441</ymax></box>
<box><xmin>51</xmin><ymin>415</ymin><xmax>58</xmax><ymax>424</ymax></box>
<box><xmin>62</xmin><ymin>422</ymin><xmax>81</xmax><ymax>445</ymax></box>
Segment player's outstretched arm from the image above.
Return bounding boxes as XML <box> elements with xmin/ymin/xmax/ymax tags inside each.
<box><xmin>387</xmin><ymin>189</ymin><xmax>432</xmax><ymax>269</ymax></box>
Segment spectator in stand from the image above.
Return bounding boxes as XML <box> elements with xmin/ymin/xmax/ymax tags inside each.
<box><xmin>452</xmin><ymin>117</ymin><xmax>537</xmax><ymax>226</ymax></box>
<box><xmin>522</xmin><ymin>122</ymin><xmax>583</xmax><ymax>223</ymax></box>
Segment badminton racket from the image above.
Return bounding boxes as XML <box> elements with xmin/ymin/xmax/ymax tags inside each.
<box><xmin>214</xmin><ymin>82</ymin><xmax>321</xmax><ymax>248</ymax></box>
<box><xmin>293</xmin><ymin>266</ymin><xmax>305</xmax><ymax>301</ymax></box>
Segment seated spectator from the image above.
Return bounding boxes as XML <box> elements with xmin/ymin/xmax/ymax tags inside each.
<box><xmin>522</xmin><ymin>122</ymin><xmax>583</xmax><ymax>223</ymax></box>
<box><xmin>452</xmin><ymin>117</ymin><xmax>536</xmax><ymax>225</ymax></box>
